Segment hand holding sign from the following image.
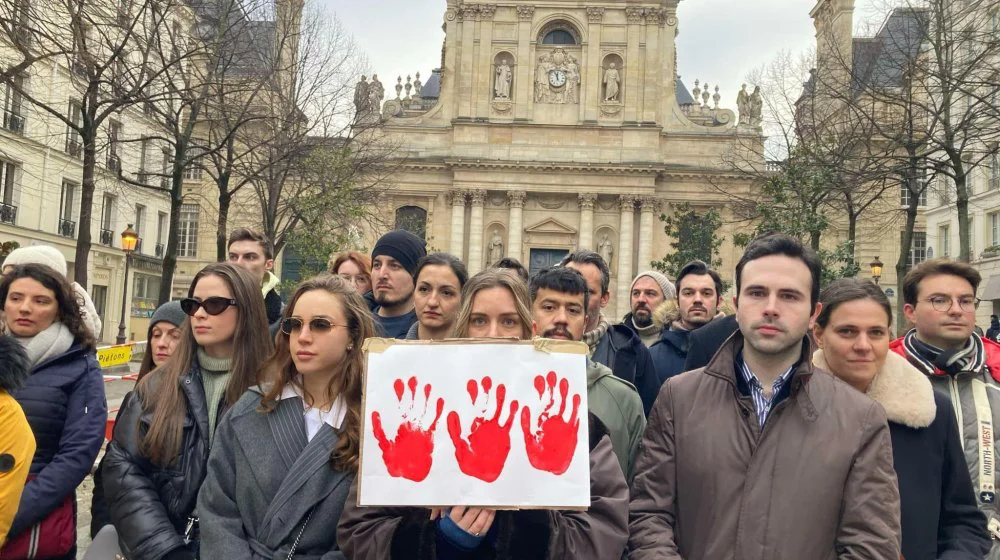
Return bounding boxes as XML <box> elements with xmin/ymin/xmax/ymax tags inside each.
<box><xmin>521</xmin><ymin>371</ymin><xmax>581</xmax><ymax>475</ymax></box>
<box><xmin>447</xmin><ymin>377</ymin><xmax>519</xmax><ymax>482</ymax></box>
<box><xmin>371</xmin><ymin>376</ymin><xmax>445</xmax><ymax>482</ymax></box>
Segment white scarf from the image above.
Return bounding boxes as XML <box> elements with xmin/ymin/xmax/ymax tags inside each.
<box><xmin>15</xmin><ymin>322</ymin><xmax>75</xmax><ymax>367</ymax></box>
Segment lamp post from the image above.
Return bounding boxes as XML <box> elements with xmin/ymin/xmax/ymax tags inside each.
<box><xmin>116</xmin><ymin>224</ymin><xmax>139</xmax><ymax>345</ymax></box>
<box><xmin>869</xmin><ymin>256</ymin><xmax>884</xmax><ymax>286</ymax></box>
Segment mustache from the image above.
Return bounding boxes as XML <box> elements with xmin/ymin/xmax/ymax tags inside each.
<box><xmin>542</xmin><ymin>326</ymin><xmax>572</xmax><ymax>338</ymax></box>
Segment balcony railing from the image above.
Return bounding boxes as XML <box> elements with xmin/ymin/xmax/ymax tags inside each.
<box><xmin>2</xmin><ymin>109</ymin><xmax>24</xmax><ymax>135</ymax></box>
<box><xmin>0</xmin><ymin>203</ymin><xmax>17</xmax><ymax>225</ymax></box>
<box><xmin>100</xmin><ymin>228</ymin><xmax>114</xmax><ymax>246</ymax></box>
<box><xmin>66</xmin><ymin>137</ymin><xmax>82</xmax><ymax>158</ymax></box>
<box><xmin>107</xmin><ymin>154</ymin><xmax>121</xmax><ymax>173</ymax></box>
<box><xmin>58</xmin><ymin>218</ymin><xmax>76</xmax><ymax>237</ymax></box>
<box><xmin>155</xmin><ymin>242</ymin><xmax>164</xmax><ymax>257</ymax></box>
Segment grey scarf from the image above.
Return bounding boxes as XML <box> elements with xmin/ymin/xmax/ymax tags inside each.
<box><xmin>15</xmin><ymin>322</ymin><xmax>75</xmax><ymax>368</ymax></box>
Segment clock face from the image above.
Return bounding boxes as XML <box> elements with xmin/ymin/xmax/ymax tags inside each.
<box><xmin>548</xmin><ymin>69</ymin><xmax>567</xmax><ymax>88</ymax></box>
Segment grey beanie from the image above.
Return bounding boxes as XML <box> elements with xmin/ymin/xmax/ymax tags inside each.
<box><xmin>631</xmin><ymin>270</ymin><xmax>676</xmax><ymax>300</ymax></box>
<box><xmin>149</xmin><ymin>301</ymin><xmax>186</xmax><ymax>333</ymax></box>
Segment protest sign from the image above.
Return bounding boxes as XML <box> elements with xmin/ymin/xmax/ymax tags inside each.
<box><xmin>359</xmin><ymin>338</ymin><xmax>590</xmax><ymax>509</ymax></box>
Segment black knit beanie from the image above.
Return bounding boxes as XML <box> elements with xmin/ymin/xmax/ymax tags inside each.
<box><xmin>371</xmin><ymin>230</ymin><xmax>427</xmax><ymax>276</ymax></box>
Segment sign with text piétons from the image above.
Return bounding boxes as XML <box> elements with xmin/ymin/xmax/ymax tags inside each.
<box><xmin>359</xmin><ymin>338</ymin><xmax>590</xmax><ymax>509</ymax></box>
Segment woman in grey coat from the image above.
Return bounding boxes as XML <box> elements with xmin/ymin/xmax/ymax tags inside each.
<box><xmin>198</xmin><ymin>274</ymin><xmax>377</xmax><ymax>559</ymax></box>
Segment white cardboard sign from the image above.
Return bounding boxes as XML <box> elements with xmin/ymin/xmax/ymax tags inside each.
<box><xmin>359</xmin><ymin>339</ymin><xmax>591</xmax><ymax>508</ymax></box>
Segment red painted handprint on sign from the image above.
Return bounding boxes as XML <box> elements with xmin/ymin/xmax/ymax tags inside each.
<box><xmin>447</xmin><ymin>376</ymin><xmax>519</xmax><ymax>482</ymax></box>
<box><xmin>520</xmin><ymin>371</ymin><xmax>581</xmax><ymax>475</ymax></box>
<box><xmin>371</xmin><ymin>376</ymin><xmax>445</xmax><ymax>482</ymax></box>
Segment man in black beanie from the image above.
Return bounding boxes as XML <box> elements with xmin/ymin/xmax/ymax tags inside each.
<box><xmin>371</xmin><ymin>229</ymin><xmax>426</xmax><ymax>338</ymax></box>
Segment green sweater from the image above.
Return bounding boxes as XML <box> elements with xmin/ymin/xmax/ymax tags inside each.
<box><xmin>197</xmin><ymin>348</ymin><xmax>233</xmax><ymax>447</ymax></box>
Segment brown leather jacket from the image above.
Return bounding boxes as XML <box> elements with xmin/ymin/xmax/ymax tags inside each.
<box><xmin>628</xmin><ymin>334</ymin><xmax>902</xmax><ymax>560</ymax></box>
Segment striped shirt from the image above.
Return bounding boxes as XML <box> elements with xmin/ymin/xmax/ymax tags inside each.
<box><xmin>738</xmin><ymin>354</ymin><xmax>796</xmax><ymax>429</ymax></box>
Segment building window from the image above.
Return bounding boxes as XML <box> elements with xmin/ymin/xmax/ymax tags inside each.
<box><xmin>139</xmin><ymin>137</ymin><xmax>152</xmax><ymax>183</ymax></box>
<box><xmin>970</xmin><ymin>216</ymin><xmax>976</xmax><ymax>257</ymax></box>
<box><xmin>107</xmin><ymin>120</ymin><xmax>121</xmax><ymax>171</ymax></box>
<box><xmin>134</xmin><ymin>204</ymin><xmax>145</xmax><ymax>253</ymax></box>
<box><xmin>178</xmin><ymin>203</ymin><xmax>198</xmax><ymax>257</ymax></box>
<box><xmin>992</xmin><ymin>213</ymin><xmax>1000</xmax><ymax>248</ymax></box>
<box><xmin>394</xmin><ymin>205</ymin><xmax>427</xmax><ymax>240</ymax></box>
<box><xmin>939</xmin><ymin>175</ymin><xmax>951</xmax><ymax>205</ymax></box>
<box><xmin>900</xmin><ymin>182</ymin><xmax>927</xmax><ymax>207</ymax></box>
<box><xmin>2</xmin><ymin>73</ymin><xmax>25</xmax><ymax>134</ymax></box>
<box><xmin>939</xmin><ymin>224</ymin><xmax>950</xmax><ymax>258</ymax></box>
<box><xmin>183</xmin><ymin>146</ymin><xmax>204</xmax><ymax>180</ymax></box>
<box><xmin>132</xmin><ymin>273</ymin><xmax>161</xmax><ymax>317</ymax></box>
<box><xmin>160</xmin><ymin>147</ymin><xmax>171</xmax><ymax>188</ymax></box>
<box><xmin>66</xmin><ymin>100</ymin><xmax>82</xmax><ymax>157</ymax></box>
<box><xmin>156</xmin><ymin>211</ymin><xmax>167</xmax><ymax>257</ymax></box>
<box><xmin>991</xmin><ymin>152</ymin><xmax>999</xmax><ymax>190</ymax></box>
<box><xmin>542</xmin><ymin>29</ymin><xmax>576</xmax><ymax>45</ymax></box>
<box><xmin>100</xmin><ymin>195</ymin><xmax>115</xmax><ymax>245</ymax></box>
<box><xmin>59</xmin><ymin>180</ymin><xmax>76</xmax><ymax>237</ymax></box>
<box><xmin>907</xmin><ymin>231</ymin><xmax>927</xmax><ymax>267</ymax></box>
<box><xmin>0</xmin><ymin>160</ymin><xmax>17</xmax><ymax>224</ymax></box>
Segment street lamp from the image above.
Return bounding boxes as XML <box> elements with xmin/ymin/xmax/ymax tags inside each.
<box><xmin>869</xmin><ymin>256</ymin><xmax>884</xmax><ymax>286</ymax></box>
<box><xmin>116</xmin><ymin>224</ymin><xmax>139</xmax><ymax>345</ymax></box>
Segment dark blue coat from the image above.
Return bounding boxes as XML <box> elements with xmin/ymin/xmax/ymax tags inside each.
<box><xmin>9</xmin><ymin>342</ymin><xmax>107</xmax><ymax>538</ymax></box>
<box><xmin>592</xmin><ymin>324</ymin><xmax>659</xmax><ymax>416</ymax></box>
<box><xmin>649</xmin><ymin>328</ymin><xmax>691</xmax><ymax>385</ymax></box>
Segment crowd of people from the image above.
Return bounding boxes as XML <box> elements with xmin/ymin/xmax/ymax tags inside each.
<box><xmin>0</xmin><ymin>226</ymin><xmax>998</xmax><ymax>559</ymax></box>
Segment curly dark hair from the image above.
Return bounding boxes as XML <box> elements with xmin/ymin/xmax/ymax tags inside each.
<box><xmin>0</xmin><ymin>263</ymin><xmax>96</xmax><ymax>350</ymax></box>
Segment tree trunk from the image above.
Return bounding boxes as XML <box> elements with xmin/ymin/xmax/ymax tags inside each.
<box><xmin>157</xmin><ymin>175</ymin><xmax>184</xmax><ymax>304</ymax></box>
<box><xmin>955</xmin><ymin>173</ymin><xmax>971</xmax><ymax>262</ymax></box>
<box><xmin>216</xmin><ymin>190</ymin><xmax>231</xmax><ymax>261</ymax></box>
<box><xmin>73</xmin><ymin>130</ymin><xmax>97</xmax><ymax>289</ymax></box>
<box><xmin>895</xmin><ymin>163</ymin><xmax>921</xmax><ymax>335</ymax></box>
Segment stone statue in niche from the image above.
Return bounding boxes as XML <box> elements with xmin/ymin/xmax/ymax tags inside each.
<box><xmin>534</xmin><ymin>49</ymin><xmax>579</xmax><ymax>104</ymax></box>
<box><xmin>597</xmin><ymin>233</ymin><xmax>613</xmax><ymax>266</ymax></box>
<box><xmin>603</xmin><ymin>63</ymin><xmax>621</xmax><ymax>103</ymax></box>
<box><xmin>354</xmin><ymin>75</ymin><xmax>370</xmax><ymax>115</ymax></box>
<box><xmin>495</xmin><ymin>59</ymin><xmax>512</xmax><ymax>99</ymax></box>
<box><xmin>488</xmin><ymin>229</ymin><xmax>505</xmax><ymax>264</ymax></box>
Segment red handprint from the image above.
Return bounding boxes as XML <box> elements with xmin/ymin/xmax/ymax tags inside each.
<box><xmin>371</xmin><ymin>376</ymin><xmax>445</xmax><ymax>482</ymax></box>
<box><xmin>447</xmin><ymin>376</ymin><xmax>519</xmax><ymax>482</ymax></box>
<box><xmin>520</xmin><ymin>371</ymin><xmax>581</xmax><ymax>475</ymax></box>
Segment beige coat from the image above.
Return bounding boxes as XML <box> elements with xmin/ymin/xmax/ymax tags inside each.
<box><xmin>628</xmin><ymin>334</ymin><xmax>902</xmax><ymax>560</ymax></box>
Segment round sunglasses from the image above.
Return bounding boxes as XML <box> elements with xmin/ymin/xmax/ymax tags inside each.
<box><xmin>180</xmin><ymin>297</ymin><xmax>238</xmax><ymax>316</ymax></box>
<box><xmin>280</xmin><ymin>317</ymin><xmax>348</xmax><ymax>335</ymax></box>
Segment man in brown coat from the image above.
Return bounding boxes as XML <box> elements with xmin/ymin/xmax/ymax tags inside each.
<box><xmin>628</xmin><ymin>233</ymin><xmax>902</xmax><ymax>560</ymax></box>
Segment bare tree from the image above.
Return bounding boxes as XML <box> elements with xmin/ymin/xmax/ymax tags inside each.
<box><xmin>0</xmin><ymin>0</ymin><xmax>197</xmax><ymax>287</ymax></box>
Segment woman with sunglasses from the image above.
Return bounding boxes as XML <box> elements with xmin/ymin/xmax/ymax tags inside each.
<box><xmin>102</xmin><ymin>264</ymin><xmax>272</xmax><ymax>560</ymax></box>
<box><xmin>198</xmin><ymin>274</ymin><xmax>375</xmax><ymax>558</ymax></box>
<box><xmin>0</xmin><ymin>264</ymin><xmax>106</xmax><ymax>560</ymax></box>
<box><xmin>812</xmin><ymin>278</ymin><xmax>990</xmax><ymax>560</ymax></box>
<box><xmin>406</xmin><ymin>253</ymin><xmax>468</xmax><ymax>341</ymax></box>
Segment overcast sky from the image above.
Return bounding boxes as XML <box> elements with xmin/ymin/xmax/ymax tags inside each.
<box><xmin>325</xmin><ymin>0</ymin><xmax>889</xmax><ymax>113</ymax></box>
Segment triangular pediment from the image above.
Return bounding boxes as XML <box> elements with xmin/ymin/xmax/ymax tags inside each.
<box><xmin>524</xmin><ymin>217</ymin><xmax>577</xmax><ymax>235</ymax></box>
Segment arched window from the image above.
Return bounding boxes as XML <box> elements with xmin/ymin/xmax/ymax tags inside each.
<box><xmin>542</xmin><ymin>29</ymin><xmax>576</xmax><ymax>45</ymax></box>
<box><xmin>394</xmin><ymin>205</ymin><xmax>427</xmax><ymax>240</ymax></box>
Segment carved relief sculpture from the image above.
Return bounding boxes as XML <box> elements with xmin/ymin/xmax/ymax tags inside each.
<box><xmin>488</xmin><ymin>229</ymin><xmax>505</xmax><ymax>265</ymax></box>
<box><xmin>534</xmin><ymin>49</ymin><xmax>580</xmax><ymax>104</ymax></box>
<box><xmin>495</xmin><ymin>59</ymin><xmax>512</xmax><ymax>99</ymax></box>
<box><xmin>597</xmin><ymin>234</ymin><xmax>614</xmax><ymax>266</ymax></box>
<box><xmin>603</xmin><ymin>63</ymin><xmax>621</xmax><ymax>102</ymax></box>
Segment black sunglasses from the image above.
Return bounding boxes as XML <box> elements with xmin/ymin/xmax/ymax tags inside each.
<box><xmin>180</xmin><ymin>297</ymin><xmax>238</xmax><ymax>316</ymax></box>
<box><xmin>280</xmin><ymin>317</ymin><xmax>347</xmax><ymax>335</ymax></box>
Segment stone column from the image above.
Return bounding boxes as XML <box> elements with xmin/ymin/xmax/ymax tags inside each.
<box><xmin>578</xmin><ymin>193</ymin><xmax>597</xmax><ymax>250</ymax></box>
<box><xmin>468</xmin><ymin>189</ymin><xmax>487</xmax><ymax>273</ymax></box>
<box><xmin>624</xmin><ymin>7</ymin><xmax>644</xmax><ymax>123</ymax></box>
<box><xmin>584</xmin><ymin>8</ymin><xmax>604</xmax><ymax>122</ymax></box>
<box><xmin>637</xmin><ymin>196</ymin><xmax>660</xmax><ymax>272</ymax></box>
<box><xmin>448</xmin><ymin>190</ymin><xmax>467</xmax><ymax>259</ymax></box>
<box><xmin>507</xmin><ymin>190</ymin><xmax>526</xmax><ymax>262</ymax></box>
<box><xmin>515</xmin><ymin>6</ymin><xmax>534</xmax><ymax>120</ymax></box>
<box><xmin>616</xmin><ymin>194</ymin><xmax>637</xmax><ymax>318</ymax></box>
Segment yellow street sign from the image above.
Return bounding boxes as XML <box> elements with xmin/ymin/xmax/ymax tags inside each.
<box><xmin>97</xmin><ymin>344</ymin><xmax>134</xmax><ymax>369</ymax></box>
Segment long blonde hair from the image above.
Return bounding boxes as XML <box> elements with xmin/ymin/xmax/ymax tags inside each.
<box><xmin>259</xmin><ymin>274</ymin><xmax>376</xmax><ymax>471</ymax></box>
<box><xmin>451</xmin><ymin>268</ymin><xmax>533</xmax><ymax>339</ymax></box>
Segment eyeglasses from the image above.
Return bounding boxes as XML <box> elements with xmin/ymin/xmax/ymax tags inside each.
<box><xmin>921</xmin><ymin>295</ymin><xmax>978</xmax><ymax>313</ymax></box>
<box><xmin>180</xmin><ymin>297</ymin><xmax>238</xmax><ymax>316</ymax></box>
<box><xmin>280</xmin><ymin>317</ymin><xmax>348</xmax><ymax>335</ymax></box>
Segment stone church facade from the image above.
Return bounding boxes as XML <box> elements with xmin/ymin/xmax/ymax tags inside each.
<box><xmin>363</xmin><ymin>0</ymin><xmax>763</xmax><ymax>316</ymax></box>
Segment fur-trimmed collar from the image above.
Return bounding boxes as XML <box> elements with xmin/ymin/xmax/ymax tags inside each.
<box><xmin>813</xmin><ymin>349</ymin><xmax>936</xmax><ymax>428</ymax></box>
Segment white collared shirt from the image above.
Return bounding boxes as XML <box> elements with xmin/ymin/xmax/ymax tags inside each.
<box><xmin>277</xmin><ymin>382</ymin><xmax>347</xmax><ymax>441</ymax></box>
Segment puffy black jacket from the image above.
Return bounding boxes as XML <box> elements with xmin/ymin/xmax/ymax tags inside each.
<box><xmin>649</xmin><ymin>328</ymin><xmax>692</xmax><ymax>385</ymax></box>
<box><xmin>9</xmin><ymin>341</ymin><xmax>106</xmax><ymax>538</ymax></box>
<box><xmin>592</xmin><ymin>324</ymin><xmax>660</xmax><ymax>416</ymax></box>
<box><xmin>103</xmin><ymin>362</ymin><xmax>222</xmax><ymax>560</ymax></box>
